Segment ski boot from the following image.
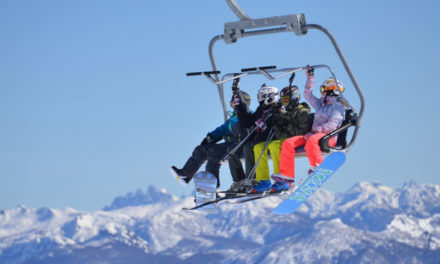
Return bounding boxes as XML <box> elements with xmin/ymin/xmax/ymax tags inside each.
<box><xmin>225</xmin><ymin>179</ymin><xmax>251</xmax><ymax>195</ymax></box>
<box><xmin>270</xmin><ymin>181</ymin><xmax>292</xmax><ymax>193</ymax></box>
<box><xmin>226</xmin><ymin>181</ymin><xmax>241</xmax><ymax>192</ymax></box>
<box><xmin>251</xmin><ymin>180</ymin><xmax>271</xmax><ymax>193</ymax></box>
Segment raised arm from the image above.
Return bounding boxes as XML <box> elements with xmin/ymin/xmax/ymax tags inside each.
<box><xmin>303</xmin><ymin>66</ymin><xmax>321</xmax><ymax>110</ymax></box>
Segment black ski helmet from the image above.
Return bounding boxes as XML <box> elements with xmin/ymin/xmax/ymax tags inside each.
<box><xmin>280</xmin><ymin>85</ymin><xmax>300</xmax><ymax>105</ymax></box>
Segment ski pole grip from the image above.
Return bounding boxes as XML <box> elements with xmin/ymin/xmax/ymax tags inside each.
<box><xmin>232</xmin><ymin>73</ymin><xmax>241</xmax><ymax>92</ymax></box>
<box><xmin>289</xmin><ymin>72</ymin><xmax>296</xmax><ymax>87</ymax></box>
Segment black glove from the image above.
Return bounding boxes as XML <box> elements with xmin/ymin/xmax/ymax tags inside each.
<box><xmin>306</xmin><ymin>65</ymin><xmax>314</xmax><ymax>78</ymax></box>
<box><xmin>200</xmin><ymin>134</ymin><xmax>213</xmax><ymax>145</ymax></box>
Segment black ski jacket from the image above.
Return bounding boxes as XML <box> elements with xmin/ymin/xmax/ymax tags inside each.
<box><xmin>236</xmin><ymin>101</ymin><xmax>278</xmax><ymax>144</ymax></box>
<box><xmin>272</xmin><ymin>102</ymin><xmax>313</xmax><ymax>140</ymax></box>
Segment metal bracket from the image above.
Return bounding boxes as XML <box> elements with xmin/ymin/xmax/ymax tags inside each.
<box><xmin>224</xmin><ymin>14</ymin><xmax>307</xmax><ymax>44</ymax></box>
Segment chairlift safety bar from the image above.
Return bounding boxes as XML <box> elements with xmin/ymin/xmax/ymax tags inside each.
<box><xmin>204</xmin><ymin>65</ymin><xmax>338</xmax><ymax>86</ymax></box>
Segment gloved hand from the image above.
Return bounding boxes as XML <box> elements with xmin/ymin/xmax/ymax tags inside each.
<box><xmin>255</xmin><ymin>119</ymin><xmax>267</xmax><ymax>131</ymax></box>
<box><xmin>304</xmin><ymin>131</ymin><xmax>315</xmax><ymax>140</ymax></box>
<box><xmin>231</xmin><ymin>94</ymin><xmax>241</xmax><ymax>107</ymax></box>
<box><xmin>200</xmin><ymin>134</ymin><xmax>213</xmax><ymax>145</ymax></box>
<box><xmin>306</xmin><ymin>65</ymin><xmax>314</xmax><ymax>78</ymax></box>
<box><xmin>279</xmin><ymin>105</ymin><xmax>287</xmax><ymax>114</ymax></box>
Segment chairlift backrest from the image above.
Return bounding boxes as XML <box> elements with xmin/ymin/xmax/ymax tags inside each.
<box><xmin>335</xmin><ymin>109</ymin><xmax>356</xmax><ymax>149</ymax></box>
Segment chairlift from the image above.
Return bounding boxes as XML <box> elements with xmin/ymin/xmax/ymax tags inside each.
<box><xmin>186</xmin><ymin>0</ymin><xmax>365</xmax><ymax>155</ymax></box>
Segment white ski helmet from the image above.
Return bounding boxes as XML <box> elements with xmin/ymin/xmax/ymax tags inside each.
<box><xmin>258</xmin><ymin>85</ymin><xmax>279</xmax><ymax>105</ymax></box>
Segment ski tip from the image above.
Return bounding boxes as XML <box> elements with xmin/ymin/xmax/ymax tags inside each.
<box><xmin>271</xmin><ymin>209</ymin><xmax>287</xmax><ymax>215</ymax></box>
<box><xmin>271</xmin><ymin>205</ymin><xmax>294</xmax><ymax>215</ymax></box>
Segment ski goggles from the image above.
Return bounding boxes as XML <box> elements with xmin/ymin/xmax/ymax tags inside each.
<box><xmin>281</xmin><ymin>96</ymin><xmax>290</xmax><ymax>105</ymax></box>
<box><xmin>320</xmin><ymin>84</ymin><xmax>344</xmax><ymax>94</ymax></box>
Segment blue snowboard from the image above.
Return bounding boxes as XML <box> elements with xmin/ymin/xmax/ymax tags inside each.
<box><xmin>193</xmin><ymin>171</ymin><xmax>218</xmax><ymax>212</ymax></box>
<box><xmin>272</xmin><ymin>152</ymin><xmax>346</xmax><ymax>215</ymax></box>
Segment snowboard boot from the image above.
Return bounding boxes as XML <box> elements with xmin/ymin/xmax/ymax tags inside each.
<box><xmin>271</xmin><ymin>173</ymin><xmax>294</xmax><ymax>183</ymax></box>
<box><xmin>308</xmin><ymin>165</ymin><xmax>320</xmax><ymax>177</ymax></box>
<box><xmin>170</xmin><ymin>166</ymin><xmax>190</xmax><ymax>186</ymax></box>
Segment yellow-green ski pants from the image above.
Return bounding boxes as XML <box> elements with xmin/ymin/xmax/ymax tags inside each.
<box><xmin>253</xmin><ymin>139</ymin><xmax>284</xmax><ymax>182</ymax></box>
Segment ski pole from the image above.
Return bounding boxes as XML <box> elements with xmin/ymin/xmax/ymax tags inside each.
<box><xmin>222</xmin><ymin>125</ymin><xmax>258</xmax><ymax>161</ymax></box>
<box><xmin>222</xmin><ymin>109</ymin><xmax>274</xmax><ymax>161</ymax></box>
<box><xmin>246</xmin><ymin>128</ymin><xmax>275</xmax><ymax>182</ymax></box>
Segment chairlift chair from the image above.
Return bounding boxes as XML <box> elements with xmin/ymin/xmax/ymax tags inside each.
<box><xmin>186</xmin><ymin>0</ymin><xmax>365</xmax><ymax>156</ymax></box>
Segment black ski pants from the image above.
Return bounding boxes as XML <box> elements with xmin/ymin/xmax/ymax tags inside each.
<box><xmin>226</xmin><ymin>140</ymin><xmax>255</xmax><ymax>182</ymax></box>
<box><xmin>181</xmin><ymin>141</ymin><xmax>254</xmax><ymax>187</ymax></box>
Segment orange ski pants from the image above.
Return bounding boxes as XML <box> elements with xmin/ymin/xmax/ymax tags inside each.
<box><xmin>279</xmin><ymin>133</ymin><xmax>336</xmax><ymax>179</ymax></box>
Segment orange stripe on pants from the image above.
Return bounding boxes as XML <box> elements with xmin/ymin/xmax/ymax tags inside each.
<box><xmin>279</xmin><ymin>133</ymin><xmax>335</xmax><ymax>180</ymax></box>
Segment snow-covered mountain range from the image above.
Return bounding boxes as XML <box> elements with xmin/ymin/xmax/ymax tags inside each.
<box><xmin>1</xmin><ymin>181</ymin><xmax>439</xmax><ymax>264</ymax></box>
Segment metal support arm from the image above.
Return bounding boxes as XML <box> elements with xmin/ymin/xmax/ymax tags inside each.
<box><xmin>203</xmin><ymin>0</ymin><xmax>366</xmax><ymax>152</ymax></box>
<box><xmin>226</xmin><ymin>0</ymin><xmax>251</xmax><ymax>21</ymax></box>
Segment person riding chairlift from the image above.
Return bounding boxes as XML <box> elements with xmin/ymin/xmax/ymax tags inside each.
<box><xmin>271</xmin><ymin>66</ymin><xmax>346</xmax><ymax>184</ymax></box>
<box><xmin>260</xmin><ymin>85</ymin><xmax>313</xmax><ymax>193</ymax></box>
<box><xmin>234</xmin><ymin>85</ymin><xmax>281</xmax><ymax>193</ymax></box>
<box><xmin>170</xmin><ymin>91</ymin><xmax>254</xmax><ymax>190</ymax></box>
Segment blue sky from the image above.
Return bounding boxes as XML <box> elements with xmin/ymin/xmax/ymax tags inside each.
<box><xmin>1</xmin><ymin>0</ymin><xmax>439</xmax><ymax>211</ymax></box>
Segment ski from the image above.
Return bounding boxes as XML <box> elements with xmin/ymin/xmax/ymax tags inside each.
<box><xmin>272</xmin><ymin>152</ymin><xmax>346</xmax><ymax>215</ymax></box>
<box><xmin>226</xmin><ymin>193</ymin><xmax>273</xmax><ymax>204</ymax></box>
<box><xmin>183</xmin><ymin>192</ymin><xmax>250</xmax><ymax>211</ymax></box>
<box><xmin>217</xmin><ymin>190</ymin><xmax>242</xmax><ymax>195</ymax></box>
<box><xmin>227</xmin><ymin>188</ymin><xmax>296</xmax><ymax>204</ymax></box>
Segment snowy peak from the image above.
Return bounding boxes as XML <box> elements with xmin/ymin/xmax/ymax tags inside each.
<box><xmin>398</xmin><ymin>181</ymin><xmax>440</xmax><ymax>217</ymax></box>
<box><xmin>103</xmin><ymin>185</ymin><xmax>178</xmax><ymax>211</ymax></box>
<box><xmin>320</xmin><ymin>181</ymin><xmax>440</xmax><ymax>233</ymax></box>
<box><xmin>1</xmin><ymin>181</ymin><xmax>440</xmax><ymax>264</ymax></box>
<box><xmin>337</xmin><ymin>181</ymin><xmax>398</xmax><ymax>211</ymax></box>
<box><xmin>347</xmin><ymin>181</ymin><xmax>395</xmax><ymax>196</ymax></box>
